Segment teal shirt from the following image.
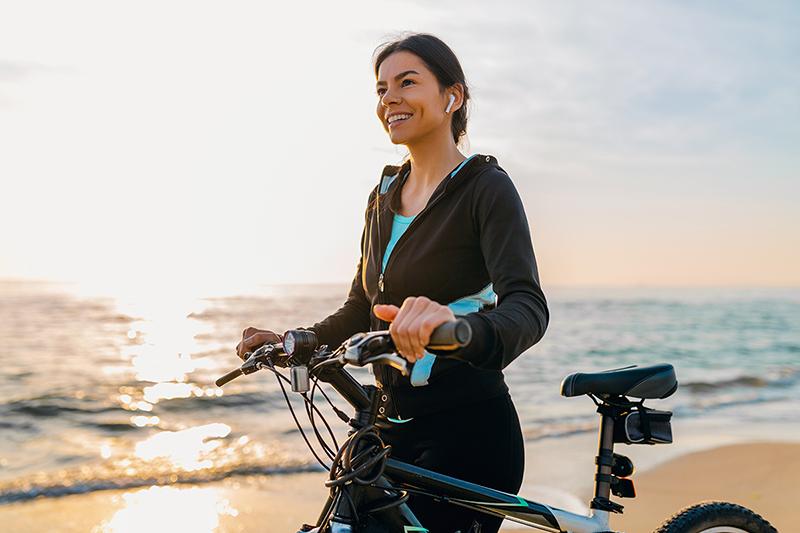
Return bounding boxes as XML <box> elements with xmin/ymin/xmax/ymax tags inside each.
<box><xmin>380</xmin><ymin>154</ymin><xmax>479</xmax><ymax>272</ymax></box>
<box><xmin>381</xmin><ymin>213</ymin><xmax>416</xmax><ymax>271</ymax></box>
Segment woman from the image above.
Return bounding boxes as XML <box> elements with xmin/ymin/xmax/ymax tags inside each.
<box><xmin>238</xmin><ymin>33</ymin><xmax>549</xmax><ymax>532</ymax></box>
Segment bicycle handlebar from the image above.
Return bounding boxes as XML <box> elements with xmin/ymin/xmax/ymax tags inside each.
<box><xmin>215</xmin><ymin>368</ymin><xmax>243</xmax><ymax>387</ymax></box>
<box><xmin>426</xmin><ymin>318</ymin><xmax>472</xmax><ymax>349</ymax></box>
<box><xmin>215</xmin><ymin>318</ymin><xmax>472</xmax><ymax>387</ymax></box>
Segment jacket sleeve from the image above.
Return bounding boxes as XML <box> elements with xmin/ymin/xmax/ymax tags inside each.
<box><xmin>432</xmin><ymin>168</ymin><xmax>549</xmax><ymax>370</ymax></box>
<box><xmin>303</xmin><ymin>189</ymin><xmax>375</xmax><ymax>348</ymax></box>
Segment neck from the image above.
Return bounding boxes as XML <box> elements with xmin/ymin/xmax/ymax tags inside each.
<box><xmin>404</xmin><ymin>126</ymin><xmax>466</xmax><ymax>190</ymax></box>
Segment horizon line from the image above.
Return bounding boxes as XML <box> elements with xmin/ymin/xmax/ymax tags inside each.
<box><xmin>1</xmin><ymin>276</ymin><xmax>798</xmax><ymax>290</ymax></box>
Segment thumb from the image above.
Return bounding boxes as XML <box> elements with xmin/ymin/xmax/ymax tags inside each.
<box><xmin>373</xmin><ymin>304</ymin><xmax>400</xmax><ymax>322</ymax></box>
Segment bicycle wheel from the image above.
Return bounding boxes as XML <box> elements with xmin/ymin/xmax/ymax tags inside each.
<box><xmin>655</xmin><ymin>501</ymin><xmax>777</xmax><ymax>533</ymax></box>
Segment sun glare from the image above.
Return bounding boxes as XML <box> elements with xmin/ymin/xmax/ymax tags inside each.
<box><xmin>134</xmin><ymin>423</ymin><xmax>232</xmax><ymax>472</ymax></box>
<box><xmin>99</xmin><ymin>485</ymin><xmax>238</xmax><ymax>533</ymax></box>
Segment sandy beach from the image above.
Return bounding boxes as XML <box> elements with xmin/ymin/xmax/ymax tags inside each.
<box><xmin>607</xmin><ymin>442</ymin><xmax>797</xmax><ymax>533</ymax></box>
<box><xmin>506</xmin><ymin>442</ymin><xmax>798</xmax><ymax>532</ymax></box>
<box><xmin>1</xmin><ymin>433</ymin><xmax>797</xmax><ymax>532</ymax></box>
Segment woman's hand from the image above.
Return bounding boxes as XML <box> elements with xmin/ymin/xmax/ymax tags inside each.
<box><xmin>373</xmin><ymin>296</ymin><xmax>456</xmax><ymax>363</ymax></box>
<box><xmin>236</xmin><ymin>327</ymin><xmax>282</xmax><ymax>361</ymax></box>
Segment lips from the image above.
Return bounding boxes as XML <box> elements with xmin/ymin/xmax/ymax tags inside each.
<box><xmin>389</xmin><ymin>117</ymin><xmax>410</xmax><ymax>128</ymax></box>
<box><xmin>387</xmin><ymin>113</ymin><xmax>413</xmax><ymax>128</ymax></box>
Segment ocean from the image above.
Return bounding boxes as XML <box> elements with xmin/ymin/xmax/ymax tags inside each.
<box><xmin>1</xmin><ymin>280</ymin><xmax>798</xmax><ymax>505</ymax></box>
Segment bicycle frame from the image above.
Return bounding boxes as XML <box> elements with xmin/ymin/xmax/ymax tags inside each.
<box><xmin>306</xmin><ymin>360</ymin><xmax>617</xmax><ymax>533</ymax></box>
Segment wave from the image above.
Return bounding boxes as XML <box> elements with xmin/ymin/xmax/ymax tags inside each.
<box><xmin>523</xmin><ymin>420</ymin><xmax>597</xmax><ymax>441</ymax></box>
<box><xmin>0</xmin><ymin>422</ymin><xmax>610</xmax><ymax>505</ymax></box>
<box><xmin>156</xmin><ymin>390</ymin><xmax>287</xmax><ymax>412</ymax></box>
<box><xmin>0</xmin><ymin>420</ymin><xmax>36</xmax><ymax>431</ymax></box>
<box><xmin>3</xmin><ymin>396</ymin><xmax>119</xmax><ymax>418</ymax></box>
<box><xmin>0</xmin><ymin>421</ymin><xmax>326</xmax><ymax>505</ymax></box>
<box><xmin>681</xmin><ymin>367</ymin><xmax>799</xmax><ymax>394</ymax></box>
<box><xmin>0</xmin><ymin>462</ymin><xmax>322</xmax><ymax>505</ymax></box>
<box><xmin>1</xmin><ymin>389</ymin><xmax>288</xmax><ymax>420</ymax></box>
<box><xmin>672</xmin><ymin>394</ymin><xmax>790</xmax><ymax>419</ymax></box>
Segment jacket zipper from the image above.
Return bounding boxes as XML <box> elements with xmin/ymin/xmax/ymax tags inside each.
<box><xmin>373</xmin><ymin>177</ymin><xmax>395</xmax><ymax>417</ymax></box>
<box><xmin>377</xmin><ymin>154</ymin><xmax>482</xmax><ymax>291</ymax></box>
<box><xmin>374</xmin><ymin>164</ymin><xmax>463</xmax><ymax>420</ymax></box>
<box><xmin>373</xmin><ymin>155</ymin><xmax>483</xmax><ymax>419</ymax></box>
<box><xmin>379</xmin><ymin>172</ymin><xmax>457</xmax><ymax>287</ymax></box>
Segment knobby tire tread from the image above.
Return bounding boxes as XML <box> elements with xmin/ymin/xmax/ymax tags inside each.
<box><xmin>654</xmin><ymin>501</ymin><xmax>777</xmax><ymax>533</ymax></box>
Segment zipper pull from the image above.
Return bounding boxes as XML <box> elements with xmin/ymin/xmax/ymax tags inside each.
<box><xmin>378</xmin><ymin>273</ymin><xmax>385</xmax><ymax>293</ymax></box>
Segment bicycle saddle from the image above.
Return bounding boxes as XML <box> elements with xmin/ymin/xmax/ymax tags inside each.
<box><xmin>560</xmin><ymin>363</ymin><xmax>677</xmax><ymax>399</ymax></box>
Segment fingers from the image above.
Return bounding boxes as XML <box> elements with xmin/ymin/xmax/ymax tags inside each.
<box><xmin>390</xmin><ymin>297</ymin><xmax>454</xmax><ymax>362</ymax></box>
<box><xmin>239</xmin><ymin>331</ymin><xmax>279</xmax><ymax>359</ymax></box>
<box><xmin>391</xmin><ymin>298</ymin><xmax>422</xmax><ymax>362</ymax></box>
<box><xmin>408</xmin><ymin>304</ymin><xmax>452</xmax><ymax>355</ymax></box>
<box><xmin>373</xmin><ymin>304</ymin><xmax>400</xmax><ymax>322</ymax></box>
<box><xmin>237</xmin><ymin>327</ymin><xmax>262</xmax><ymax>357</ymax></box>
<box><xmin>236</xmin><ymin>329</ymin><xmax>280</xmax><ymax>360</ymax></box>
<box><xmin>241</xmin><ymin>327</ymin><xmax>261</xmax><ymax>339</ymax></box>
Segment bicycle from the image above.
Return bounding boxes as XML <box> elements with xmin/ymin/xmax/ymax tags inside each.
<box><xmin>216</xmin><ymin>319</ymin><xmax>778</xmax><ymax>532</ymax></box>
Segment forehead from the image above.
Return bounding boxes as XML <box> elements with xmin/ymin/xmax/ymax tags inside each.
<box><xmin>376</xmin><ymin>50</ymin><xmax>430</xmax><ymax>81</ymax></box>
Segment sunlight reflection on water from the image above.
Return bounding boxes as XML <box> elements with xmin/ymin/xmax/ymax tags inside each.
<box><xmin>98</xmin><ymin>485</ymin><xmax>238</xmax><ymax>533</ymax></box>
<box><xmin>134</xmin><ymin>424</ymin><xmax>232</xmax><ymax>472</ymax></box>
<box><xmin>113</xmin><ymin>293</ymin><xmax>212</xmax><ymax>383</ymax></box>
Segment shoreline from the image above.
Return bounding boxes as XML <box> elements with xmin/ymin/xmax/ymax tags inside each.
<box><xmin>1</xmin><ymin>424</ymin><xmax>798</xmax><ymax>532</ymax></box>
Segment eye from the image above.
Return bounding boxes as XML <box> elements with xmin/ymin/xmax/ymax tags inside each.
<box><xmin>376</xmin><ymin>78</ymin><xmax>414</xmax><ymax>97</ymax></box>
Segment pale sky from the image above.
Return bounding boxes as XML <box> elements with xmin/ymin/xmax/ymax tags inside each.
<box><xmin>1</xmin><ymin>0</ymin><xmax>798</xmax><ymax>295</ymax></box>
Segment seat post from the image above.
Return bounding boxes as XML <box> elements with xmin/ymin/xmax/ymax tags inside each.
<box><xmin>593</xmin><ymin>412</ymin><xmax>615</xmax><ymax>501</ymax></box>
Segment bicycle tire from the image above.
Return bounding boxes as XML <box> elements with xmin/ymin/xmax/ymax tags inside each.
<box><xmin>654</xmin><ymin>501</ymin><xmax>777</xmax><ymax>533</ymax></box>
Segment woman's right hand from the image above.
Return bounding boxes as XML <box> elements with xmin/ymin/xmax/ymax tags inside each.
<box><xmin>236</xmin><ymin>327</ymin><xmax>282</xmax><ymax>360</ymax></box>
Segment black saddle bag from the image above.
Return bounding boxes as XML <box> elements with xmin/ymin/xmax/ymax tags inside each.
<box><xmin>614</xmin><ymin>406</ymin><xmax>672</xmax><ymax>445</ymax></box>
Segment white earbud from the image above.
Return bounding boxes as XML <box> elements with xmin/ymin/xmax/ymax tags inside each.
<box><xmin>445</xmin><ymin>94</ymin><xmax>455</xmax><ymax>114</ymax></box>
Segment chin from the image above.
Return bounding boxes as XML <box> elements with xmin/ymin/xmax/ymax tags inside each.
<box><xmin>388</xmin><ymin>129</ymin><xmax>418</xmax><ymax>146</ymax></box>
<box><xmin>388</xmin><ymin>133</ymin><xmax>408</xmax><ymax>145</ymax></box>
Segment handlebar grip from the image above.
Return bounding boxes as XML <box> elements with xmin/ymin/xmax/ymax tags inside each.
<box><xmin>215</xmin><ymin>368</ymin><xmax>243</xmax><ymax>387</ymax></box>
<box><xmin>427</xmin><ymin>318</ymin><xmax>472</xmax><ymax>350</ymax></box>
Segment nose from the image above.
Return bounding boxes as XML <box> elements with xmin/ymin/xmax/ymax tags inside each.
<box><xmin>380</xmin><ymin>89</ymin><xmax>401</xmax><ymax>109</ymax></box>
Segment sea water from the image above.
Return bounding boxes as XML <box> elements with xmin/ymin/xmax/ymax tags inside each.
<box><xmin>0</xmin><ymin>281</ymin><xmax>798</xmax><ymax>504</ymax></box>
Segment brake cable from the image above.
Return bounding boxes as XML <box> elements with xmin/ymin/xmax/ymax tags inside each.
<box><xmin>239</xmin><ymin>342</ymin><xmax>406</xmax><ymax>526</ymax></box>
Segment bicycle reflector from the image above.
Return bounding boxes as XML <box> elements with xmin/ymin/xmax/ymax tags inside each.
<box><xmin>283</xmin><ymin>329</ymin><xmax>319</xmax><ymax>364</ymax></box>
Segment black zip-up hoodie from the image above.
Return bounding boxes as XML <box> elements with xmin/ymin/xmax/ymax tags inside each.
<box><xmin>306</xmin><ymin>154</ymin><xmax>549</xmax><ymax>419</ymax></box>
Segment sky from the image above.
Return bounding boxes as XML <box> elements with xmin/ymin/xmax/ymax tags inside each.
<box><xmin>1</xmin><ymin>0</ymin><xmax>798</xmax><ymax>296</ymax></box>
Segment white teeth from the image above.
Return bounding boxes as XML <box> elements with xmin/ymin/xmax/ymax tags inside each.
<box><xmin>388</xmin><ymin>114</ymin><xmax>411</xmax><ymax>124</ymax></box>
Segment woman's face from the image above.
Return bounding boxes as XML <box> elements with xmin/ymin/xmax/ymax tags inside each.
<box><xmin>375</xmin><ymin>50</ymin><xmax>456</xmax><ymax>146</ymax></box>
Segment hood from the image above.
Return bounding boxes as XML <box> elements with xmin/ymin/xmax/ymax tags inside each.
<box><xmin>377</xmin><ymin>153</ymin><xmax>501</xmax><ymax>207</ymax></box>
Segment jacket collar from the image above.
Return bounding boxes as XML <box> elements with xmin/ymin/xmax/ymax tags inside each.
<box><xmin>378</xmin><ymin>153</ymin><xmax>497</xmax><ymax>202</ymax></box>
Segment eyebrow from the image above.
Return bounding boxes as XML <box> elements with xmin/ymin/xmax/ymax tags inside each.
<box><xmin>376</xmin><ymin>70</ymin><xmax>419</xmax><ymax>87</ymax></box>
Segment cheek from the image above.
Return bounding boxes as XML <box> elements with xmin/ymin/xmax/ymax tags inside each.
<box><xmin>375</xmin><ymin>106</ymin><xmax>388</xmax><ymax>128</ymax></box>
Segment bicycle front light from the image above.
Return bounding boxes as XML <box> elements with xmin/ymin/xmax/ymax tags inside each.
<box><xmin>283</xmin><ymin>329</ymin><xmax>318</xmax><ymax>364</ymax></box>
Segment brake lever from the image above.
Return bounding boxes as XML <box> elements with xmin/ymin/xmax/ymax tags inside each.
<box><xmin>363</xmin><ymin>352</ymin><xmax>411</xmax><ymax>377</ymax></box>
<box><xmin>342</xmin><ymin>331</ymin><xmax>390</xmax><ymax>365</ymax></box>
<box><xmin>242</xmin><ymin>342</ymin><xmax>284</xmax><ymax>372</ymax></box>
<box><xmin>340</xmin><ymin>331</ymin><xmax>412</xmax><ymax>376</ymax></box>
<box><xmin>215</xmin><ymin>342</ymin><xmax>285</xmax><ymax>387</ymax></box>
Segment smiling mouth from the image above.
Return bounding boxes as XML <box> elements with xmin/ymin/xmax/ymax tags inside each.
<box><xmin>387</xmin><ymin>114</ymin><xmax>413</xmax><ymax>128</ymax></box>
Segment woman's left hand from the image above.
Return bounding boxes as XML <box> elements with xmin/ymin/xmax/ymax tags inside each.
<box><xmin>373</xmin><ymin>296</ymin><xmax>456</xmax><ymax>363</ymax></box>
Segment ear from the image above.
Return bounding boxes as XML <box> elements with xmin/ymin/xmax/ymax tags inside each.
<box><xmin>448</xmin><ymin>83</ymin><xmax>465</xmax><ymax>114</ymax></box>
<box><xmin>445</xmin><ymin>93</ymin><xmax>456</xmax><ymax>113</ymax></box>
